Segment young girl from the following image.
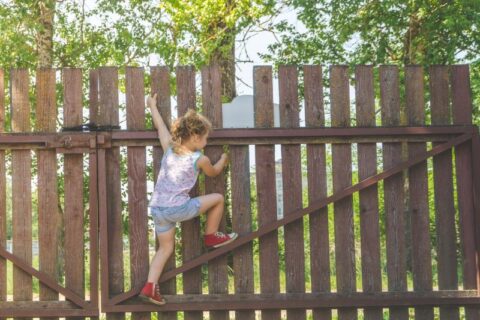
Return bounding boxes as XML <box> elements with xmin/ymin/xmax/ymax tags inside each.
<box><xmin>139</xmin><ymin>93</ymin><xmax>237</xmax><ymax>305</ymax></box>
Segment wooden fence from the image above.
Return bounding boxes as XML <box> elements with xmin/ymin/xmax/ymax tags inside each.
<box><xmin>0</xmin><ymin>65</ymin><xmax>479</xmax><ymax>320</ymax></box>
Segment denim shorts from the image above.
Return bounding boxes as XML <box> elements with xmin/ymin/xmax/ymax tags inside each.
<box><xmin>150</xmin><ymin>198</ymin><xmax>201</xmax><ymax>234</ymax></box>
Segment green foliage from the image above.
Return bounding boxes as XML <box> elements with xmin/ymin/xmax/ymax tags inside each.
<box><xmin>263</xmin><ymin>0</ymin><xmax>480</xmax><ymax>120</ymax></box>
<box><xmin>264</xmin><ymin>0</ymin><xmax>480</xmax><ymax>66</ymax></box>
<box><xmin>0</xmin><ymin>0</ymin><xmax>276</xmax><ymax>70</ymax></box>
<box><xmin>0</xmin><ymin>1</ymin><xmax>39</xmax><ymax>68</ymax></box>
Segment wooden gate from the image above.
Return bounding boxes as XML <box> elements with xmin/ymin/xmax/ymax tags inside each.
<box><xmin>0</xmin><ymin>69</ymin><xmax>99</xmax><ymax>317</ymax></box>
<box><xmin>1</xmin><ymin>65</ymin><xmax>479</xmax><ymax>319</ymax></box>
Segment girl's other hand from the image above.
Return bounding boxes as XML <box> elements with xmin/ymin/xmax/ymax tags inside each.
<box><xmin>221</xmin><ymin>153</ymin><xmax>229</xmax><ymax>167</ymax></box>
<box><xmin>146</xmin><ymin>93</ymin><xmax>157</xmax><ymax>108</ymax></box>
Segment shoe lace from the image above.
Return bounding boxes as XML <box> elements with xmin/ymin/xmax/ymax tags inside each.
<box><xmin>154</xmin><ymin>283</ymin><xmax>161</xmax><ymax>297</ymax></box>
<box><xmin>214</xmin><ymin>231</ymin><xmax>227</xmax><ymax>238</ymax></box>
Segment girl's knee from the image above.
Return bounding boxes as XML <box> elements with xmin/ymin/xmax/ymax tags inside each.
<box><xmin>214</xmin><ymin>193</ymin><xmax>224</xmax><ymax>203</ymax></box>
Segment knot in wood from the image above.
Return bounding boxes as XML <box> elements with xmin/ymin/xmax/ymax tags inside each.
<box><xmin>62</xmin><ymin>135</ymin><xmax>72</xmax><ymax>148</ymax></box>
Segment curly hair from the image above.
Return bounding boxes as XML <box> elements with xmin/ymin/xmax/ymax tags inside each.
<box><xmin>170</xmin><ymin>109</ymin><xmax>212</xmax><ymax>153</ymax></box>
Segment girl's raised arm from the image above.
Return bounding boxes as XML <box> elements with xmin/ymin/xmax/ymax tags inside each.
<box><xmin>146</xmin><ymin>93</ymin><xmax>172</xmax><ymax>152</ymax></box>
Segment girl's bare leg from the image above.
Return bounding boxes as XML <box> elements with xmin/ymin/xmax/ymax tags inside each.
<box><xmin>147</xmin><ymin>227</ymin><xmax>175</xmax><ymax>283</ymax></box>
<box><xmin>197</xmin><ymin>193</ymin><xmax>224</xmax><ymax>235</ymax></box>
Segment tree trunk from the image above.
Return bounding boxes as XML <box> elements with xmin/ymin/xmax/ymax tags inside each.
<box><xmin>36</xmin><ymin>0</ymin><xmax>56</xmax><ymax>68</ymax></box>
<box><xmin>35</xmin><ymin>0</ymin><xmax>63</xmax><ymax>280</ymax></box>
<box><xmin>209</xmin><ymin>0</ymin><xmax>237</xmax><ymax>102</ymax></box>
<box><xmin>211</xmin><ymin>31</ymin><xmax>237</xmax><ymax>102</ymax></box>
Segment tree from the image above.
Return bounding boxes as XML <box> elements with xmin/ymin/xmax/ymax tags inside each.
<box><xmin>1</xmin><ymin>0</ymin><xmax>278</xmax><ymax>102</ymax></box>
<box><xmin>262</xmin><ymin>0</ymin><xmax>480</xmax><ymax>115</ymax></box>
<box><xmin>264</xmin><ymin>0</ymin><xmax>480</xmax><ymax>65</ymax></box>
<box><xmin>87</xmin><ymin>0</ymin><xmax>277</xmax><ymax>101</ymax></box>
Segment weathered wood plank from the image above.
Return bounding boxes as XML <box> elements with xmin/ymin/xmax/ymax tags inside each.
<box><xmin>88</xmin><ymin>69</ymin><xmax>100</xmax><ymax>316</ymax></box>
<box><xmin>126</xmin><ymin>67</ymin><xmax>150</xmax><ymax>320</ymax></box>
<box><xmin>202</xmin><ymin>64</ymin><xmax>229</xmax><ymax>320</ymax></box>
<box><xmin>330</xmin><ymin>65</ymin><xmax>356</xmax><ymax>320</ymax></box>
<box><xmin>355</xmin><ymin>65</ymin><xmax>382</xmax><ymax>320</ymax></box>
<box><xmin>176</xmin><ymin>66</ymin><xmax>203</xmax><ymax>320</ymax></box>
<box><xmin>429</xmin><ymin>65</ymin><xmax>460</xmax><ymax>320</ymax></box>
<box><xmin>63</xmin><ymin>69</ymin><xmax>85</xmax><ymax>320</ymax></box>
<box><xmin>406</xmin><ymin>65</ymin><xmax>434</xmax><ymax>320</ymax></box>
<box><xmin>380</xmin><ymin>65</ymin><xmax>408</xmax><ymax>320</ymax></box>
<box><xmin>279</xmin><ymin>65</ymin><xmax>306</xmax><ymax>320</ymax></box>
<box><xmin>231</xmin><ymin>144</ymin><xmax>254</xmax><ymax>320</ymax></box>
<box><xmin>0</xmin><ymin>68</ymin><xmax>6</xmax><ymax>318</ymax></box>
<box><xmin>151</xmin><ymin>66</ymin><xmax>177</xmax><ymax>320</ymax></box>
<box><xmin>304</xmin><ymin>65</ymin><xmax>331</xmax><ymax>320</ymax></box>
<box><xmin>253</xmin><ymin>66</ymin><xmax>281</xmax><ymax>320</ymax></box>
<box><xmin>451</xmin><ymin>65</ymin><xmax>480</xmax><ymax>320</ymax></box>
<box><xmin>11</xmin><ymin>69</ymin><xmax>33</xmax><ymax>320</ymax></box>
<box><xmin>99</xmin><ymin>67</ymin><xmax>124</xmax><ymax>320</ymax></box>
<box><xmin>105</xmin><ymin>290</ymin><xmax>480</xmax><ymax>313</ymax></box>
<box><xmin>36</xmin><ymin>68</ymin><xmax>60</xmax><ymax>320</ymax></box>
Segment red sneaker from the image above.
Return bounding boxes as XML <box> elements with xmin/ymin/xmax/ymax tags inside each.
<box><xmin>139</xmin><ymin>282</ymin><xmax>166</xmax><ymax>305</ymax></box>
<box><xmin>204</xmin><ymin>231</ymin><xmax>238</xmax><ymax>248</ymax></box>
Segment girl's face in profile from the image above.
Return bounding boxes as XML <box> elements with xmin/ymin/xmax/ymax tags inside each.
<box><xmin>192</xmin><ymin>133</ymin><xmax>208</xmax><ymax>150</ymax></box>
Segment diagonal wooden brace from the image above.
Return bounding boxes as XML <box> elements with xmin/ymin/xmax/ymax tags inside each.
<box><xmin>0</xmin><ymin>247</ymin><xmax>91</xmax><ymax>309</ymax></box>
<box><xmin>108</xmin><ymin>132</ymin><xmax>473</xmax><ymax>306</ymax></box>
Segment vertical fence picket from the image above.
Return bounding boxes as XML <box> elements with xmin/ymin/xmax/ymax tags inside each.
<box><xmin>380</xmin><ymin>65</ymin><xmax>408</xmax><ymax>320</ymax></box>
<box><xmin>88</xmin><ymin>69</ymin><xmax>100</xmax><ymax>318</ymax></box>
<box><xmin>37</xmin><ymin>68</ymin><xmax>59</xmax><ymax>320</ymax></box>
<box><xmin>451</xmin><ymin>65</ymin><xmax>480</xmax><ymax>320</ymax></box>
<box><xmin>176</xmin><ymin>66</ymin><xmax>203</xmax><ymax>320</ymax></box>
<box><xmin>11</xmin><ymin>69</ymin><xmax>32</xmax><ymax>320</ymax></box>
<box><xmin>99</xmin><ymin>67</ymin><xmax>124</xmax><ymax>320</ymax></box>
<box><xmin>126</xmin><ymin>67</ymin><xmax>150</xmax><ymax>320</ymax></box>
<box><xmin>429</xmin><ymin>65</ymin><xmax>460</xmax><ymax>320</ymax></box>
<box><xmin>202</xmin><ymin>64</ymin><xmax>229</xmax><ymax>320</ymax></box>
<box><xmin>63</xmin><ymin>68</ymin><xmax>85</xmax><ymax>320</ymax></box>
<box><xmin>279</xmin><ymin>65</ymin><xmax>306</xmax><ymax>320</ymax></box>
<box><xmin>355</xmin><ymin>65</ymin><xmax>382</xmax><ymax>320</ymax></box>
<box><xmin>253</xmin><ymin>66</ymin><xmax>281</xmax><ymax>320</ymax></box>
<box><xmin>330</xmin><ymin>65</ymin><xmax>356</xmax><ymax>320</ymax></box>
<box><xmin>406</xmin><ymin>65</ymin><xmax>434</xmax><ymax>320</ymax></box>
<box><xmin>0</xmin><ymin>69</ymin><xmax>6</xmax><ymax>319</ymax></box>
<box><xmin>151</xmin><ymin>66</ymin><xmax>177</xmax><ymax>320</ymax></box>
<box><xmin>231</xmin><ymin>143</ymin><xmax>254</xmax><ymax>320</ymax></box>
<box><xmin>304</xmin><ymin>65</ymin><xmax>331</xmax><ymax>320</ymax></box>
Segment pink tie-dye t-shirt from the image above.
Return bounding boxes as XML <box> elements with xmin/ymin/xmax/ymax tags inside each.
<box><xmin>149</xmin><ymin>146</ymin><xmax>202</xmax><ymax>208</ymax></box>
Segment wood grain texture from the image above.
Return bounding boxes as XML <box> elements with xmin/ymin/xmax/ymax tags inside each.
<box><xmin>11</xmin><ymin>69</ymin><xmax>33</xmax><ymax>320</ymax></box>
<box><xmin>253</xmin><ymin>66</ymin><xmax>281</xmax><ymax>320</ymax></box>
<box><xmin>330</xmin><ymin>65</ymin><xmax>356</xmax><ymax>320</ymax></box>
<box><xmin>379</xmin><ymin>65</ymin><xmax>408</xmax><ymax>320</ymax></box>
<box><xmin>202</xmin><ymin>64</ymin><xmax>228</xmax><ymax>320</ymax></box>
<box><xmin>231</xmin><ymin>144</ymin><xmax>254</xmax><ymax>320</ymax></box>
<box><xmin>405</xmin><ymin>66</ymin><xmax>433</xmax><ymax>320</ymax></box>
<box><xmin>429</xmin><ymin>65</ymin><xmax>459</xmax><ymax>320</ymax></box>
<box><xmin>0</xmin><ymin>68</ymin><xmax>6</xmax><ymax>319</ymax></box>
<box><xmin>37</xmin><ymin>68</ymin><xmax>60</xmax><ymax>320</ymax></box>
<box><xmin>126</xmin><ymin>67</ymin><xmax>149</xmax><ymax>320</ymax></box>
<box><xmin>355</xmin><ymin>66</ymin><xmax>382</xmax><ymax>320</ymax></box>
<box><xmin>304</xmin><ymin>65</ymin><xmax>331</xmax><ymax>320</ymax></box>
<box><xmin>151</xmin><ymin>66</ymin><xmax>177</xmax><ymax>320</ymax></box>
<box><xmin>99</xmin><ymin>67</ymin><xmax>125</xmax><ymax>320</ymax></box>
<box><xmin>63</xmin><ymin>69</ymin><xmax>85</xmax><ymax>320</ymax></box>
<box><xmin>451</xmin><ymin>65</ymin><xmax>480</xmax><ymax>320</ymax></box>
<box><xmin>177</xmin><ymin>66</ymin><xmax>202</xmax><ymax>320</ymax></box>
<box><xmin>279</xmin><ymin>65</ymin><xmax>306</xmax><ymax>320</ymax></box>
